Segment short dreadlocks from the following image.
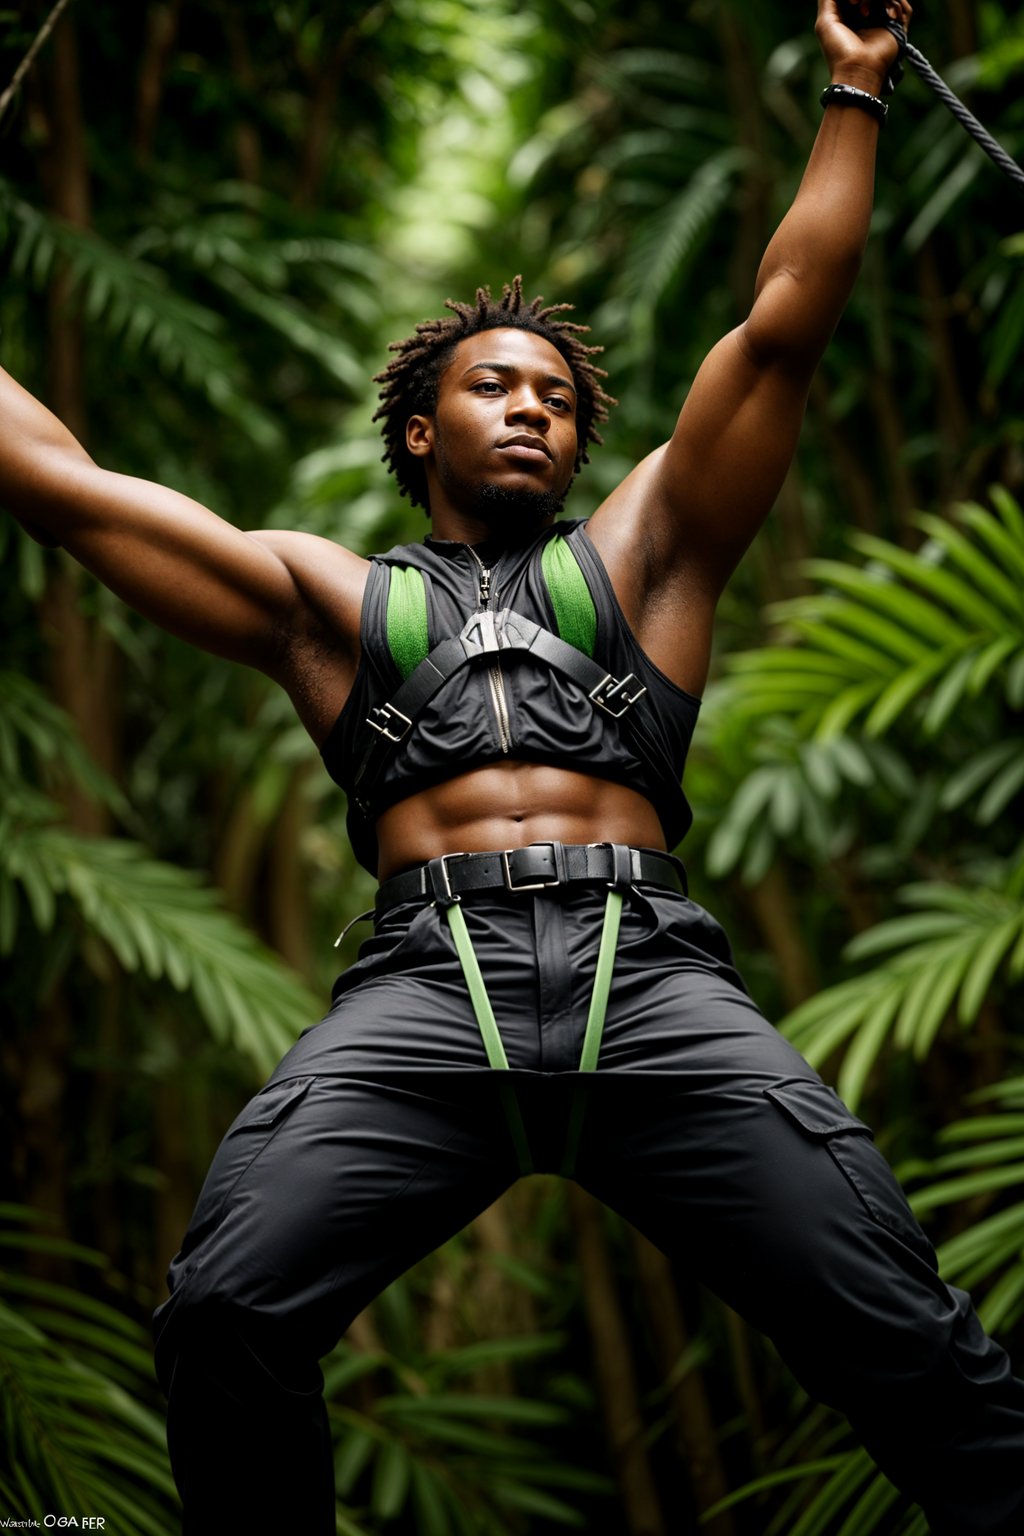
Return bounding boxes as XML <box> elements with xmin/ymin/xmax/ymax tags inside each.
<box><xmin>373</xmin><ymin>276</ymin><xmax>615</xmax><ymax>511</ymax></box>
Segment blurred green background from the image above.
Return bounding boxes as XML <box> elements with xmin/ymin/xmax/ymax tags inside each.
<box><xmin>1</xmin><ymin>1</ymin><xmax>1023</xmax><ymax>1531</ymax></box>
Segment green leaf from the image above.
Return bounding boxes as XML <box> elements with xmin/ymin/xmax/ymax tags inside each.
<box><xmin>940</xmin><ymin>741</ymin><xmax>1020</xmax><ymax>811</ymax></box>
<box><xmin>837</xmin><ymin>991</ymin><xmax>901</xmax><ymax>1111</ymax></box>
<box><xmin>922</xmin><ymin>650</ymin><xmax>980</xmax><ymax>735</ymax></box>
<box><xmin>864</xmin><ymin>653</ymin><xmax>949</xmax><ymax>736</ymax></box>
<box><xmin>371</xmin><ymin>1438</ymin><xmax>411</xmax><ymax>1522</ymax></box>
<box><xmin>977</xmin><ymin>756</ymin><xmax>1024</xmax><ymax>826</ymax></box>
<box><xmin>958</xmin><ymin>920</ymin><xmax>1022</xmax><ymax>1022</ymax></box>
<box><xmin>914</xmin><ymin>511</ymin><xmax>1022</xmax><ymax>618</ymax></box>
<box><xmin>849</xmin><ymin>532</ymin><xmax>1008</xmax><ymax>635</ymax></box>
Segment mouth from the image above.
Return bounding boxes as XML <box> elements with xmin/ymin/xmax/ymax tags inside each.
<box><xmin>496</xmin><ymin>435</ymin><xmax>552</xmax><ymax>463</ymax></box>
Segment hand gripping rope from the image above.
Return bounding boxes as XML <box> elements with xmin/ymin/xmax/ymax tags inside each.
<box><xmin>840</xmin><ymin>0</ymin><xmax>1024</xmax><ymax>192</ymax></box>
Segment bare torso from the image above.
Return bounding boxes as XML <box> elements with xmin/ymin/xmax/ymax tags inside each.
<box><xmin>375</xmin><ymin>765</ymin><xmax>667</xmax><ymax>881</ymax></box>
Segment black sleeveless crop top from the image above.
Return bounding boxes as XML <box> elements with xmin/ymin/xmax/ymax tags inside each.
<box><xmin>319</xmin><ymin>520</ymin><xmax>701</xmax><ymax>876</ymax></box>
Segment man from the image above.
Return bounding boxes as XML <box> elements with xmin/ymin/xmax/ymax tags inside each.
<box><xmin>5</xmin><ymin>2</ymin><xmax>1023</xmax><ymax>1531</ymax></box>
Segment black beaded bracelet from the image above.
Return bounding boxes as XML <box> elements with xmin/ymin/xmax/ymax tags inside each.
<box><xmin>821</xmin><ymin>82</ymin><xmax>889</xmax><ymax>126</ymax></box>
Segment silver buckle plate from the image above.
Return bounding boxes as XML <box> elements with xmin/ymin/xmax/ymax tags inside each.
<box><xmin>438</xmin><ymin>853</ymin><xmax>461</xmax><ymax>904</ymax></box>
<box><xmin>367</xmin><ymin>702</ymin><xmax>412</xmax><ymax>742</ymax></box>
<box><xmin>589</xmin><ymin>673</ymin><xmax>646</xmax><ymax>718</ymax></box>
<box><xmin>502</xmin><ymin>844</ymin><xmax>561</xmax><ymax>893</ymax></box>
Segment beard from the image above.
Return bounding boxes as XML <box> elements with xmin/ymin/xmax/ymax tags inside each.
<box><xmin>434</xmin><ymin>431</ymin><xmax>570</xmax><ymax>539</ymax></box>
<box><xmin>468</xmin><ymin>480</ymin><xmax>568</xmax><ymax>530</ymax></box>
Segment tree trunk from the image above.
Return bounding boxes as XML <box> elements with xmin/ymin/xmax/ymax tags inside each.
<box><xmin>740</xmin><ymin>863</ymin><xmax>819</xmax><ymax>1011</ymax></box>
<box><xmin>810</xmin><ymin>376</ymin><xmax>881</xmax><ymax>534</ymax></box>
<box><xmin>915</xmin><ymin>242</ymin><xmax>971</xmax><ymax>503</ymax></box>
<box><xmin>292</xmin><ymin>4</ymin><xmax>390</xmax><ymax>209</ymax></box>
<box><xmin>267</xmin><ymin>763</ymin><xmax>314</xmax><ymax>980</ymax></box>
<box><xmin>222</xmin><ymin>5</ymin><xmax>263</xmax><ymax>185</ymax></box>
<box><xmin>569</xmin><ymin>1184</ymin><xmax>668</xmax><ymax>1536</ymax></box>
<box><xmin>22</xmin><ymin>13</ymin><xmax>116</xmax><ymax>1243</ymax></box>
<box><xmin>134</xmin><ymin>0</ymin><xmax>182</xmax><ymax>165</ymax></box>
<box><xmin>629</xmin><ymin>1230</ymin><xmax>736</xmax><ymax>1536</ymax></box>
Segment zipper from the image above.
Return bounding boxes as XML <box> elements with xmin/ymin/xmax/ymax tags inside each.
<box><xmin>465</xmin><ymin>545</ymin><xmax>511</xmax><ymax>754</ymax></box>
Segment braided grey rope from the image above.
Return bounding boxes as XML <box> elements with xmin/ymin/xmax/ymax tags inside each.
<box><xmin>904</xmin><ymin>39</ymin><xmax>1024</xmax><ymax>192</ymax></box>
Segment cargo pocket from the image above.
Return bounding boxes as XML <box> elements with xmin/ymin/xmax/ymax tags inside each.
<box><xmin>764</xmin><ymin>1077</ymin><xmax>930</xmax><ymax>1255</ymax></box>
<box><xmin>216</xmin><ymin>1075</ymin><xmax>317</xmax><ymax>1207</ymax></box>
<box><xmin>236</xmin><ymin>1075</ymin><xmax>315</xmax><ymax>1131</ymax></box>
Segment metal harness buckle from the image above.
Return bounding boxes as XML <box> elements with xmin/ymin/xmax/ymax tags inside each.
<box><xmin>502</xmin><ymin>843</ymin><xmax>562</xmax><ymax>893</ymax></box>
<box><xmin>367</xmin><ymin>701</ymin><xmax>412</xmax><ymax>742</ymax></box>
<box><xmin>427</xmin><ymin>852</ymin><xmax>465</xmax><ymax>908</ymax></box>
<box><xmin>589</xmin><ymin>672</ymin><xmax>647</xmax><ymax>718</ymax></box>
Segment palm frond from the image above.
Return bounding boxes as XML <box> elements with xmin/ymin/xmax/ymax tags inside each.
<box><xmin>782</xmin><ymin>872</ymin><xmax>1024</xmax><ymax>1109</ymax></box>
<box><xmin>725</xmin><ymin>490</ymin><xmax>1024</xmax><ymax>745</ymax></box>
<box><xmin>0</xmin><ymin>671</ymin><xmax>128</xmax><ymax>818</ymax></box>
<box><xmin>703</xmin><ymin>720</ymin><xmax>911</xmax><ymax>882</ymax></box>
<box><xmin>326</xmin><ymin>1333</ymin><xmax>611</xmax><ymax>1534</ymax></box>
<box><xmin>0</xmin><ymin>1213</ymin><xmax>176</xmax><ymax>1534</ymax></box>
<box><xmin>0</xmin><ymin>181</ymin><xmax>280</xmax><ymax>449</ymax></box>
<box><xmin>0</xmin><ymin>813</ymin><xmax>318</xmax><ymax>1073</ymax></box>
<box><xmin>902</xmin><ymin>1080</ymin><xmax>1024</xmax><ymax>1333</ymax></box>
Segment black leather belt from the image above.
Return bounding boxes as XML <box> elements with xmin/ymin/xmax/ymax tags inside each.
<box><xmin>375</xmin><ymin>841</ymin><xmax>687</xmax><ymax>917</ymax></box>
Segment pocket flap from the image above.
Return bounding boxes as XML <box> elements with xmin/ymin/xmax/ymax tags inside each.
<box><xmin>238</xmin><ymin>1075</ymin><xmax>315</xmax><ymax>1131</ymax></box>
<box><xmin>764</xmin><ymin>1078</ymin><xmax>872</xmax><ymax>1140</ymax></box>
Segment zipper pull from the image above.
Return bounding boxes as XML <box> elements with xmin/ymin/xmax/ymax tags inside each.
<box><xmin>479</xmin><ymin>567</ymin><xmax>491</xmax><ymax>608</ymax></box>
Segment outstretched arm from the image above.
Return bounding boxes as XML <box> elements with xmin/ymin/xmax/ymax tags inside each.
<box><xmin>0</xmin><ymin>362</ymin><xmax>355</xmax><ymax>674</ymax></box>
<box><xmin>589</xmin><ymin>0</ymin><xmax>911</xmax><ymax>636</ymax></box>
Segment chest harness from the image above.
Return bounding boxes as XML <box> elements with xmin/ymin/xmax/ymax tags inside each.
<box><xmin>354</xmin><ymin>534</ymin><xmax>688</xmax><ymax>1178</ymax></box>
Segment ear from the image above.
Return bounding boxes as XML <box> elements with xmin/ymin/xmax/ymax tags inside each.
<box><xmin>406</xmin><ymin>414</ymin><xmax>433</xmax><ymax>459</ymax></box>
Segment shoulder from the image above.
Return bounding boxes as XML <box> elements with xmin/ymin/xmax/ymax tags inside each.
<box><xmin>245</xmin><ymin>528</ymin><xmax>372</xmax><ymax>669</ymax></box>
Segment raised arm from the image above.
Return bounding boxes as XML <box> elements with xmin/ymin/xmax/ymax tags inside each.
<box><xmin>1</xmin><ymin>361</ymin><xmax>322</xmax><ymax>674</ymax></box>
<box><xmin>588</xmin><ymin>0</ymin><xmax>910</xmax><ymax>662</ymax></box>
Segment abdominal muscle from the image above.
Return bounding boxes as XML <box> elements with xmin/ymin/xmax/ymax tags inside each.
<box><xmin>375</xmin><ymin>760</ymin><xmax>667</xmax><ymax>882</ymax></box>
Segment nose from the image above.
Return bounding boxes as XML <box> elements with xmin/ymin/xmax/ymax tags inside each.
<box><xmin>506</xmin><ymin>388</ymin><xmax>550</xmax><ymax>429</ymax></box>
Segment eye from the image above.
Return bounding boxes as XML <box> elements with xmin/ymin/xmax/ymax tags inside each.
<box><xmin>472</xmin><ymin>380</ymin><xmax>505</xmax><ymax>394</ymax></box>
<box><xmin>546</xmin><ymin>395</ymin><xmax>573</xmax><ymax>412</ymax></box>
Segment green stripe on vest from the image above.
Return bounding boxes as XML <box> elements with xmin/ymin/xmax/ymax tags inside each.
<box><xmin>386</xmin><ymin>566</ymin><xmax>429</xmax><ymax>681</ymax></box>
<box><xmin>382</xmin><ymin>536</ymin><xmax>595</xmax><ymax>680</ymax></box>
<box><xmin>541</xmin><ymin>535</ymin><xmax>596</xmax><ymax>659</ymax></box>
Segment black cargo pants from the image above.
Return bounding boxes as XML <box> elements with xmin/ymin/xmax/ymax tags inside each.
<box><xmin>153</xmin><ymin>872</ymin><xmax>1024</xmax><ymax>1535</ymax></box>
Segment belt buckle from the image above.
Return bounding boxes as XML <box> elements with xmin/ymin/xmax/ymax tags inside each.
<box><xmin>367</xmin><ymin>702</ymin><xmax>412</xmax><ymax>743</ymax></box>
<box><xmin>427</xmin><ymin>852</ymin><xmax>465</xmax><ymax>907</ymax></box>
<box><xmin>502</xmin><ymin>842</ymin><xmax>561</xmax><ymax>893</ymax></box>
<box><xmin>589</xmin><ymin>672</ymin><xmax>646</xmax><ymax>718</ymax></box>
<box><xmin>587</xmin><ymin>841</ymin><xmax>636</xmax><ymax>891</ymax></box>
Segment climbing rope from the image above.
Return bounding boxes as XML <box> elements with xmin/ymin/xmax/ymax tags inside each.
<box><xmin>845</xmin><ymin>3</ymin><xmax>1024</xmax><ymax>193</ymax></box>
<box><xmin>903</xmin><ymin>40</ymin><xmax>1024</xmax><ymax>192</ymax></box>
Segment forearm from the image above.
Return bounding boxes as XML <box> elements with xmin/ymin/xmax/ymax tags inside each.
<box><xmin>755</xmin><ymin>62</ymin><xmax>886</xmax><ymax>308</ymax></box>
<box><xmin>744</xmin><ymin>0</ymin><xmax>912</xmax><ymax>367</ymax></box>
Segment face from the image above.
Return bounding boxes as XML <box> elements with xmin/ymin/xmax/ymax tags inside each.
<box><xmin>406</xmin><ymin>327</ymin><xmax>579</xmax><ymax>538</ymax></box>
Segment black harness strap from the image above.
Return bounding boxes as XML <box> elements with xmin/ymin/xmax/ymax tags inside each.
<box><xmin>351</xmin><ymin>605</ymin><xmax>685</xmax><ymax>820</ymax></box>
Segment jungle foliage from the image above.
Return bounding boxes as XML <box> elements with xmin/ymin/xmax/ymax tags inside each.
<box><xmin>1</xmin><ymin>0</ymin><xmax>1023</xmax><ymax>1532</ymax></box>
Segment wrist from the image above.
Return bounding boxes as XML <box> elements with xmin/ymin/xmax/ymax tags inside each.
<box><xmin>830</xmin><ymin>65</ymin><xmax>887</xmax><ymax>95</ymax></box>
<box><xmin>821</xmin><ymin>82</ymin><xmax>888</xmax><ymax>127</ymax></box>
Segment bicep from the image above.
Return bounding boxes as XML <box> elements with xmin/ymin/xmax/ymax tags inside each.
<box><xmin>42</xmin><ymin>455</ymin><xmax>299</xmax><ymax>667</ymax></box>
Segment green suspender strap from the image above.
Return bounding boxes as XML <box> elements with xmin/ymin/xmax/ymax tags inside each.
<box><xmin>386</xmin><ymin>565</ymin><xmax>430</xmax><ymax>680</ymax></box>
<box><xmin>559</xmin><ymin>872</ymin><xmax>625</xmax><ymax>1179</ymax></box>
<box><xmin>443</xmin><ymin>885</ymin><xmax>625</xmax><ymax>1182</ymax></box>
<box><xmin>443</xmin><ymin>901</ymin><xmax>534</xmax><ymax>1176</ymax></box>
<box><xmin>541</xmin><ymin>534</ymin><xmax>597</xmax><ymax>658</ymax></box>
